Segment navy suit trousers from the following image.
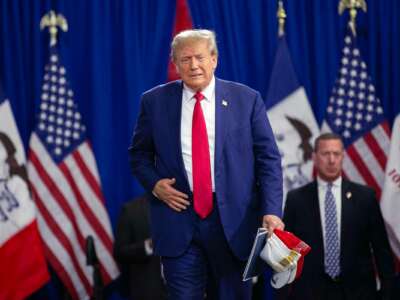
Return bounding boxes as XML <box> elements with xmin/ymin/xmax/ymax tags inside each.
<box><xmin>161</xmin><ymin>201</ymin><xmax>252</xmax><ymax>300</ymax></box>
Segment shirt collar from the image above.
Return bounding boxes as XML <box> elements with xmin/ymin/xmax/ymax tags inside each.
<box><xmin>317</xmin><ymin>176</ymin><xmax>342</xmax><ymax>188</ymax></box>
<box><xmin>183</xmin><ymin>76</ymin><xmax>215</xmax><ymax>103</ymax></box>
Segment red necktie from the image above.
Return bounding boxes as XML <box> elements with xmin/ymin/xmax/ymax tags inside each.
<box><xmin>192</xmin><ymin>91</ymin><xmax>213</xmax><ymax>218</ymax></box>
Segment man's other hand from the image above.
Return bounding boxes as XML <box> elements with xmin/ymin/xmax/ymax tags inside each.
<box><xmin>152</xmin><ymin>178</ymin><xmax>190</xmax><ymax>212</ymax></box>
<box><xmin>262</xmin><ymin>215</ymin><xmax>285</xmax><ymax>236</ymax></box>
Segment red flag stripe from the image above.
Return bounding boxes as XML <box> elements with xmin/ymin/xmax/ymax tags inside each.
<box><xmin>364</xmin><ymin>131</ymin><xmax>387</xmax><ymax>171</ymax></box>
<box><xmin>381</xmin><ymin>120</ymin><xmax>391</xmax><ymax>138</ymax></box>
<box><xmin>30</xmin><ymin>183</ymin><xmax>92</xmax><ymax>296</ymax></box>
<box><xmin>79</xmin><ymin>142</ymin><xmax>102</xmax><ymax>184</ymax></box>
<box><xmin>60</xmin><ymin>159</ymin><xmax>113</xmax><ymax>252</ymax></box>
<box><xmin>73</xmin><ymin>146</ymin><xmax>104</xmax><ymax>203</ymax></box>
<box><xmin>346</xmin><ymin>145</ymin><xmax>381</xmax><ymax>196</ymax></box>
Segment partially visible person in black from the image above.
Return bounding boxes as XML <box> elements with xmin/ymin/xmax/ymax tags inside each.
<box><xmin>114</xmin><ymin>195</ymin><xmax>167</xmax><ymax>300</ymax></box>
<box><xmin>276</xmin><ymin>133</ymin><xmax>397</xmax><ymax>300</ymax></box>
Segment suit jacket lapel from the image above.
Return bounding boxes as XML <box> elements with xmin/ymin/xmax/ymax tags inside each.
<box><xmin>214</xmin><ymin>78</ymin><xmax>229</xmax><ymax>172</ymax></box>
<box><xmin>167</xmin><ymin>79</ymin><xmax>230</xmax><ymax>189</ymax></box>
<box><xmin>310</xmin><ymin>181</ymin><xmax>324</xmax><ymax>246</ymax></box>
<box><xmin>310</xmin><ymin>181</ymin><xmax>325</xmax><ymax>270</ymax></box>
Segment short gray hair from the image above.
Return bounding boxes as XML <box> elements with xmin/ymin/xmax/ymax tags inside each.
<box><xmin>171</xmin><ymin>29</ymin><xmax>218</xmax><ymax>62</ymax></box>
<box><xmin>314</xmin><ymin>132</ymin><xmax>344</xmax><ymax>152</ymax></box>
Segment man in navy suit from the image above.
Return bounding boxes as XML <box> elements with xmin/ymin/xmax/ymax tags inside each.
<box><xmin>129</xmin><ymin>29</ymin><xmax>284</xmax><ymax>300</ymax></box>
<box><xmin>277</xmin><ymin>133</ymin><xmax>396</xmax><ymax>300</ymax></box>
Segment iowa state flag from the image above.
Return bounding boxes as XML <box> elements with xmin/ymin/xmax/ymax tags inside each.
<box><xmin>266</xmin><ymin>36</ymin><xmax>320</xmax><ymax>202</ymax></box>
<box><xmin>0</xmin><ymin>89</ymin><xmax>49</xmax><ymax>300</ymax></box>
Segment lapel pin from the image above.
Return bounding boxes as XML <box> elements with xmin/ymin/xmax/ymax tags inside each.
<box><xmin>222</xmin><ymin>100</ymin><xmax>228</xmax><ymax>107</ymax></box>
<box><xmin>346</xmin><ymin>191</ymin><xmax>352</xmax><ymax>199</ymax></box>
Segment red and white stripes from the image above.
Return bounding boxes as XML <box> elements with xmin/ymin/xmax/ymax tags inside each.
<box><xmin>28</xmin><ymin>133</ymin><xmax>119</xmax><ymax>300</ymax></box>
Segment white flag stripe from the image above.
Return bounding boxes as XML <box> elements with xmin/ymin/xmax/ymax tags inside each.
<box><xmin>28</xmin><ymin>161</ymin><xmax>93</xmax><ymax>285</ymax></box>
<box><xmin>65</xmin><ymin>154</ymin><xmax>113</xmax><ymax>237</ymax></box>
<box><xmin>343</xmin><ymin>152</ymin><xmax>366</xmax><ymax>185</ymax></box>
<box><xmin>78</xmin><ymin>142</ymin><xmax>101</xmax><ymax>185</ymax></box>
<box><xmin>36</xmin><ymin>212</ymin><xmax>88</xmax><ymax>299</ymax></box>
<box><xmin>371</xmin><ymin>125</ymin><xmax>391</xmax><ymax>156</ymax></box>
<box><xmin>354</xmin><ymin>138</ymin><xmax>385</xmax><ymax>183</ymax></box>
<box><xmin>29</xmin><ymin>137</ymin><xmax>117</xmax><ymax>278</ymax></box>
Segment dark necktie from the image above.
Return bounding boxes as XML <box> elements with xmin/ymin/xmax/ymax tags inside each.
<box><xmin>324</xmin><ymin>183</ymin><xmax>340</xmax><ymax>278</ymax></box>
<box><xmin>192</xmin><ymin>91</ymin><xmax>213</xmax><ymax>218</ymax></box>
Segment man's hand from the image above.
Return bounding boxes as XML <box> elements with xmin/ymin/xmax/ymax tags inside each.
<box><xmin>152</xmin><ymin>178</ymin><xmax>190</xmax><ymax>212</ymax></box>
<box><xmin>144</xmin><ymin>238</ymin><xmax>154</xmax><ymax>256</ymax></box>
<box><xmin>262</xmin><ymin>214</ymin><xmax>285</xmax><ymax>236</ymax></box>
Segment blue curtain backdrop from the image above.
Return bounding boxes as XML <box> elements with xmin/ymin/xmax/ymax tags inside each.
<box><xmin>1</xmin><ymin>0</ymin><xmax>399</xmax><ymax>299</ymax></box>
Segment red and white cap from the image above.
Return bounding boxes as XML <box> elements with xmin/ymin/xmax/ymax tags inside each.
<box><xmin>260</xmin><ymin>229</ymin><xmax>311</xmax><ymax>288</ymax></box>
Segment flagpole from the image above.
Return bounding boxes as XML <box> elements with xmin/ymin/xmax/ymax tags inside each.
<box><xmin>277</xmin><ymin>0</ymin><xmax>286</xmax><ymax>37</ymax></box>
<box><xmin>338</xmin><ymin>0</ymin><xmax>367</xmax><ymax>36</ymax></box>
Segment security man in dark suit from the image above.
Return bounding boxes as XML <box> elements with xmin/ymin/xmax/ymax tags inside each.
<box><xmin>114</xmin><ymin>195</ymin><xmax>167</xmax><ymax>300</ymax></box>
<box><xmin>277</xmin><ymin>133</ymin><xmax>397</xmax><ymax>300</ymax></box>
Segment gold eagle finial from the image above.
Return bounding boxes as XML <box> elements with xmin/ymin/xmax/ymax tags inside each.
<box><xmin>40</xmin><ymin>10</ymin><xmax>68</xmax><ymax>46</ymax></box>
<box><xmin>338</xmin><ymin>0</ymin><xmax>367</xmax><ymax>36</ymax></box>
<box><xmin>277</xmin><ymin>0</ymin><xmax>287</xmax><ymax>37</ymax></box>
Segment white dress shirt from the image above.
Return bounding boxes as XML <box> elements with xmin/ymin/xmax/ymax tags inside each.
<box><xmin>317</xmin><ymin>176</ymin><xmax>342</xmax><ymax>249</ymax></box>
<box><xmin>180</xmin><ymin>76</ymin><xmax>216</xmax><ymax>192</ymax></box>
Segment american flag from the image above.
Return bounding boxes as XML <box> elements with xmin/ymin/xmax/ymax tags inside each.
<box><xmin>27</xmin><ymin>47</ymin><xmax>119</xmax><ymax>299</ymax></box>
<box><xmin>322</xmin><ymin>31</ymin><xmax>391</xmax><ymax>199</ymax></box>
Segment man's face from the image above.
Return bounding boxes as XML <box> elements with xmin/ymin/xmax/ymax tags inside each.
<box><xmin>313</xmin><ymin>139</ymin><xmax>344</xmax><ymax>182</ymax></box>
<box><xmin>174</xmin><ymin>39</ymin><xmax>217</xmax><ymax>91</ymax></box>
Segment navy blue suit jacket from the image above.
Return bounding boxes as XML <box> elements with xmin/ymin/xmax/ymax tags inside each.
<box><xmin>129</xmin><ymin>78</ymin><xmax>282</xmax><ymax>260</ymax></box>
